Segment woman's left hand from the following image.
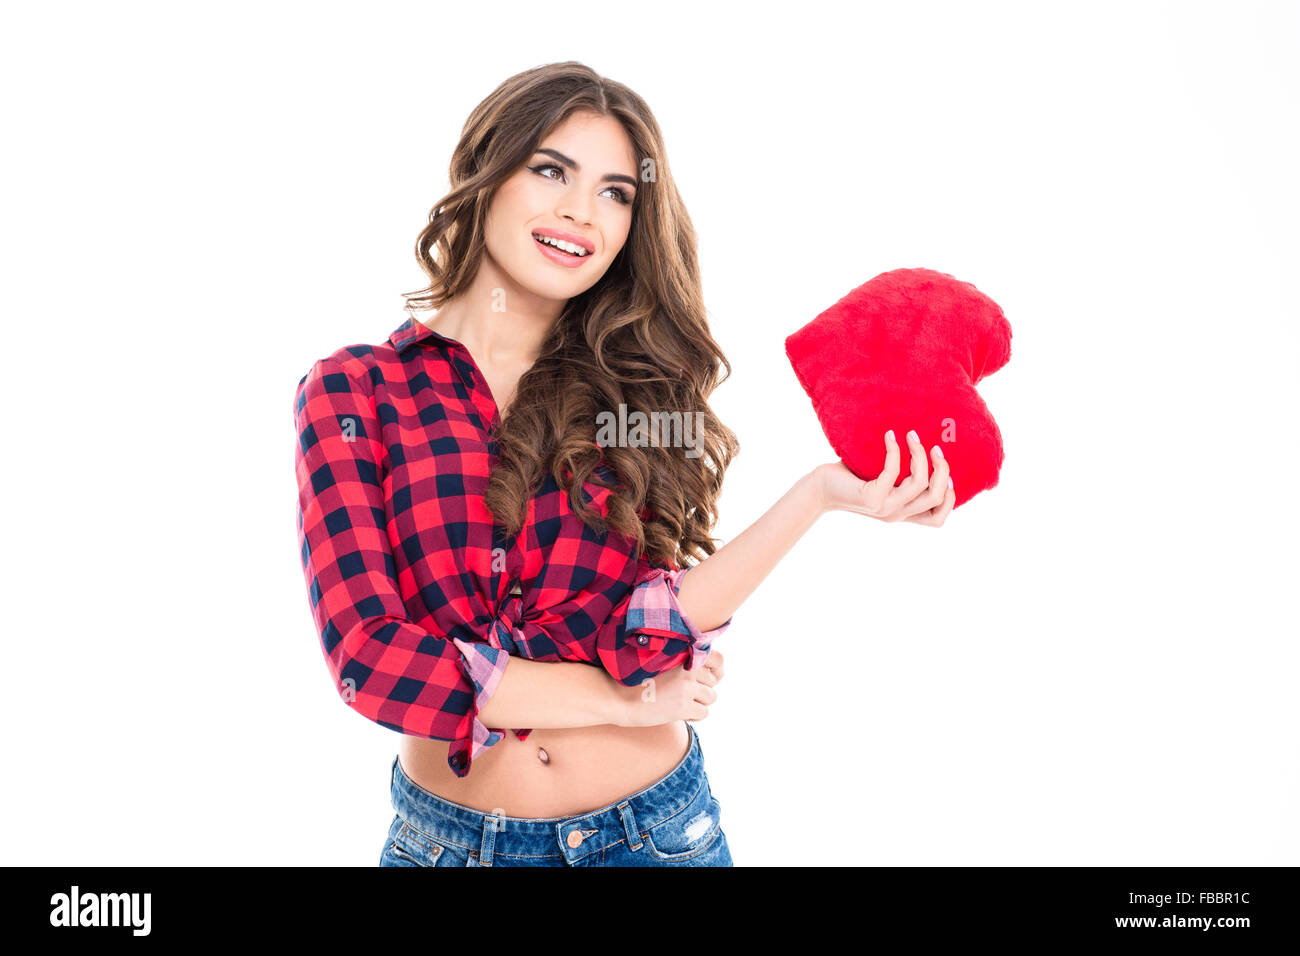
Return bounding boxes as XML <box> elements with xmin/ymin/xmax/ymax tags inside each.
<box><xmin>813</xmin><ymin>429</ymin><xmax>955</xmax><ymax>527</ymax></box>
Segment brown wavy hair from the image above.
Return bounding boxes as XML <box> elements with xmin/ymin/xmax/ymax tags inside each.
<box><xmin>401</xmin><ymin>61</ymin><xmax>739</xmax><ymax>570</ymax></box>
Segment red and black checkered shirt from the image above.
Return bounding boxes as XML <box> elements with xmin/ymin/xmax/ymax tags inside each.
<box><xmin>293</xmin><ymin>316</ymin><xmax>730</xmax><ymax>777</ymax></box>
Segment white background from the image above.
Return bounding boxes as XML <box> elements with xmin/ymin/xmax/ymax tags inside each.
<box><xmin>2</xmin><ymin>0</ymin><xmax>1296</xmax><ymax>866</ymax></box>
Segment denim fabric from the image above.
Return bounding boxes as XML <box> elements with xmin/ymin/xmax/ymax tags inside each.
<box><xmin>380</xmin><ymin>724</ymin><xmax>732</xmax><ymax>867</ymax></box>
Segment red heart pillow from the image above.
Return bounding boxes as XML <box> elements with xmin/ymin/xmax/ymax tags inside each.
<box><xmin>784</xmin><ymin>267</ymin><xmax>1011</xmax><ymax>508</ymax></box>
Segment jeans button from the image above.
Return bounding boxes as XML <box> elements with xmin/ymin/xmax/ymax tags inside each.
<box><xmin>566</xmin><ymin>829</ymin><xmax>584</xmax><ymax>848</ymax></box>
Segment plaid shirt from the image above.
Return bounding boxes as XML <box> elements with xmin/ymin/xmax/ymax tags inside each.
<box><xmin>293</xmin><ymin>316</ymin><xmax>730</xmax><ymax>777</ymax></box>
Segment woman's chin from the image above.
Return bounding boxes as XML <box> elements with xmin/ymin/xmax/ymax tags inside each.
<box><xmin>513</xmin><ymin>269</ymin><xmax>593</xmax><ymax>303</ymax></box>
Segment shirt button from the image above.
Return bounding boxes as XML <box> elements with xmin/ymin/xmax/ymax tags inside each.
<box><xmin>566</xmin><ymin>829</ymin><xmax>585</xmax><ymax>848</ymax></box>
<box><xmin>636</xmin><ymin>635</ymin><xmax>649</xmax><ymax>646</ymax></box>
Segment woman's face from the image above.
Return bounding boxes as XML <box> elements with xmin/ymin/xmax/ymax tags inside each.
<box><xmin>484</xmin><ymin>110</ymin><xmax>639</xmax><ymax>302</ymax></box>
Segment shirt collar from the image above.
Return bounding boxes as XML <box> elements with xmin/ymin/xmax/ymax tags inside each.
<box><xmin>388</xmin><ymin>315</ymin><xmax>458</xmax><ymax>355</ymax></box>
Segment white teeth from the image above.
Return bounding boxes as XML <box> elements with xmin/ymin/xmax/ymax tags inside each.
<box><xmin>534</xmin><ymin>233</ymin><xmax>589</xmax><ymax>257</ymax></box>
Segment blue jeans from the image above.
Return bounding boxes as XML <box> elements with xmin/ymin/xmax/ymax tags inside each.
<box><xmin>380</xmin><ymin>724</ymin><xmax>733</xmax><ymax>867</ymax></box>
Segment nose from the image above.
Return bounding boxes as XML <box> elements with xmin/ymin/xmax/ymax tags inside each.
<box><xmin>556</xmin><ymin>193</ymin><xmax>594</xmax><ymax>228</ymax></box>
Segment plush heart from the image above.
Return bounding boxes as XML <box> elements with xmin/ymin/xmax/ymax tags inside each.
<box><xmin>784</xmin><ymin>267</ymin><xmax>1011</xmax><ymax>508</ymax></box>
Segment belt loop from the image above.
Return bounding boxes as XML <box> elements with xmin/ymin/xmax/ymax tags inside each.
<box><xmin>479</xmin><ymin>810</ymin><xmax>504</xmax><ymax>866</ymax></box>
<box><xmin>616</xmin><ymin>800</ymin><xmax>643</xmax><ymax>852</ymax></box>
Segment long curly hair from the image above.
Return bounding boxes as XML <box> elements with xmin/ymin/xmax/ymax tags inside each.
<box><xmin>401</xmin><ymin>61</ymin><xmax>739</xmax><ymax>570</ymax></box>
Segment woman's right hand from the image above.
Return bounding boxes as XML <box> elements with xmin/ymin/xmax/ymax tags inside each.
<box><xmin>612</xmin><ymin>650</ymin><xmax>725</xmax><ymax>727</ymax></box>
<box><xmin>815</xmin><ymin>429</ymin><xmax>955</xmax><ymax>527</ymax></box>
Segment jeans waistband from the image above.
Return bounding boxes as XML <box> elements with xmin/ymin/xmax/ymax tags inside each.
<box><xmin>389</xmin><ymin>724</ymin><xmax>706</xmax><ymax>865</ymax></box>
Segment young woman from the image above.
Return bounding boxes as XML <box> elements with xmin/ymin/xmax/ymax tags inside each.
<box><xmin>293</xmin><ymin>62</ymin><xmax>954</xmax><ymax>867</ymax></box>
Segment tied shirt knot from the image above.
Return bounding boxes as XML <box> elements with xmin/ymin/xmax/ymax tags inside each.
<box><xmin>487</xmin><ymin>587</ymin><xmax>531</xmax><ymax>659</ymax></box>
<box><xmin>484</xmin><ymin>582</ymin><xmax>534</xmax><ymax>742</ymax></box>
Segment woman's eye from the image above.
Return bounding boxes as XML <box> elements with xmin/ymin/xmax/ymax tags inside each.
<box><xmin>530</xmin><ymin>164</ymin><xmax>632</xmax><ymax>205</ymax></box>
<box><xmin>530</xmin><ymin>163</ymin><xmax>564</xmax><ymax>182</ymax></box>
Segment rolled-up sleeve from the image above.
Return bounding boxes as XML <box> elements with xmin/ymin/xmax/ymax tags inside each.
<box><xmin>595</xmin><ymin>558</ymin><xmax>731</xmax><ymax>687</ymax></box>
<box><xmin>293</xmin><ymin>356</ymin><xmax>507</xmax><ymax>777</ymax></box>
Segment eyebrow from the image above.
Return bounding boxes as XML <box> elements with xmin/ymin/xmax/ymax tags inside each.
<box><xmin>534</xmin><ymin>147</ymin><xmax>638</xmax><ymax>189</ymax></box>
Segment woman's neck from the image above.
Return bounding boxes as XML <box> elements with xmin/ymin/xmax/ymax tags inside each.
<box><xmin>424</xmin><ymin>265</ymin><xmax>564</xmax><ymax>367</ymax></box>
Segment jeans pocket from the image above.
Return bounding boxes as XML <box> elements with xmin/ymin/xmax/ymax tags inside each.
<box><xmin>380</xmin><ymin>817</ymin><xmax>468</xmax><ymax>867</ymax></box>
<box><xmin>641</xmin><ymin>793</ymin><xmax>725</xmax><ymax>864</ymax></box>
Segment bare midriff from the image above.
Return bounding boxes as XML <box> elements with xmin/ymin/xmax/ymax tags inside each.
<box><xmin>397</xmin><ymin>721</ymin><xmax>691</xmax><ymax>818</ymax></box>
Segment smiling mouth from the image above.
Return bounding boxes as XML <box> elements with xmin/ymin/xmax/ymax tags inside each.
<box><xmin>532</xmin><ymin>232</ymin><xmax>591</xmax><ymax>258</ymax></box>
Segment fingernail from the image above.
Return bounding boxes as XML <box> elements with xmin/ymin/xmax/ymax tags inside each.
<box><xmin>933</xmin><ymin>445</ymin><xmax>943</xmax><ymax>459</ymax></box>
<box><xmin>885</xmin><ymin>429</ymin><xmax>894</xmax><ymax>442</ymax></box>
<box><xmin>908</xmin><ymin>429</ymin><xmax>918</xmax><ymax>443</ymax></box>
<box><xmin>948</xmin><ymin>476</ymin><xmax>954</xmax><ymax>488</ymax></box>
